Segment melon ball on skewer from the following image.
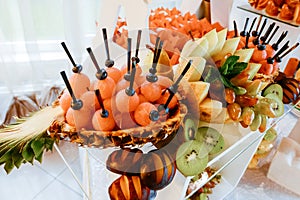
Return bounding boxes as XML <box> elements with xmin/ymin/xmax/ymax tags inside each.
<box><xmin>115</xmin><ymin>89</ymin><xmax>139</xmax><ymax>113</ymax></box>
<box><xmin>92</xmin><ymin>109</ymin><xmax>115</xmax><ymax>131</ymax></box>
<box><xmin>106</xmin><ymin>67</ymin><xmax>122</xmax><ymax>83</ymax></box>
<box><xmin>92</xmin><ymin>89</ymin><xmax>116</xmax><ymax>131</ymax></box>
<box><xmin>156</xmin><ymin>90</ymin><xmax>178</xmax><ymax>110</ymax></box>
<box><xmin>80</xmin><ymin>90</ymin><xmax>100</xmax><ymax>112</ymax></box>
<box><xmin>141</xmin><ymin>37</ymin><xmax>163</xmax><ymax>102</ymax></box>
<box><xmin>86</xmin><ymin>47</ymin><xmax>116</xmax><ymax>99</ymax></box>
<box><xmin>66</xmin><ymin>107</ymin><xmax>93</xmax><ymax>130</ymax></box>
<box><xmin>101</xmin><ymin>28</ymin><xmax>122</xmax><ymax>83</ymax></box>
<box><xmin>59</xmin><ymin>90</ymin><xmax>72</xmax><ymax>112</ymax></box>
<box><xmin>134</xmin><ymin>102</ymin><xmax>158</xmax><ymax>126</ymax></box>
<box><xmin>60</xmin><ymin>71</ymin><xmax>92</xmax><ymax>130</ymax></box>
<box><xmin>115</xmin><ymin>59</ymin><xmax>140</xmax><ymax>113</ymax></box>
<box><xmin>61</xmin><ymin>42</ymin><xmax>91</xmax><ymax>98</ymax></box>
<box><xmin>68</xmin><ymin>73</ymin><xmax>91</xmax><ymax>98</ymax></box>
<box><xmin>266</xmin><ymin>44</ymin><xmax>276</xmax><ymax>58</ymax></box>
<box><xmin>94</xmin><ymin>77</ymin><xmax>116</xmax><ymax>99</ymax></box>
<box><xmin>251</xmin><ymin>45</ymin><xmax>267</xmax><ymax>63</ymax></box>
<box><xmin>140</xmin><ymin>81</ymin><xmax>162</xmax><ymax>102</ymax></box>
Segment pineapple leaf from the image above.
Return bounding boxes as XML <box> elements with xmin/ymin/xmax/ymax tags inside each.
<box><xmin>22</xmin><ymin>142</ymin><xmax>35</xmax><ymax>164</ymax></box>
<box><xmin>0</xmin><ymin>105</ymin><xmax>64</xmax><ymax>172</ymax></box>
<box><xmin>31</xmin><ymin>138</ymin><xmax>45</xmax><ymax>158</ymax></box>
<box><xmin>44</xmin><ymin>137</ymin><xmax>55</xmax><ymax>151</ymax></box>
<box><xmin>0</xmin><ymin>150</ymin><xmax>12</xmax><ymax>164</ymax></box>
<box><xmin>12</xmin><ymin>147</ymin><xmax>24</xmax><ymax>169</ymax></box>
<box><xmin>35</xmin><ymin>151</ymin><xmax>43</xmax><ymax>163</ymax></box>
<box><xmin>4</xmin><ymin>158</ymin><xmax>14</xmax><ymax>174</ymax></box>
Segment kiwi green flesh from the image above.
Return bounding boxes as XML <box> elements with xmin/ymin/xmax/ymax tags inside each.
<box><xmin>184</xmin><ymin>118</ymin><xmax>197</xmax><ymax>141</ymax></box>
<box><xmin>176</xmin><ymin>140</ymin><xmax>208</xmax><ymax>177</ymax></box>
<box><xmin>264</xmin><ymin>127</ymin><xmax>277</xmax><ymax>142</ymax></box>
<box><xmin>263</xmin><ymin>84</ymin><xmax>283</xmax><ymax>100</ymax></box>
<box><xmin>195</xmin><ymin>127</ymin><xmax>225</xmax><ymax>155</ymax></box>
<box><xmin>265</xmin><ymin>93</ymin><xmax>284</xmax><ymax>117</ymax></box>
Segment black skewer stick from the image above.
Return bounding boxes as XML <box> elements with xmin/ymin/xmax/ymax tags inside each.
<box><xmin>188</xmin><ymin>30</ymin><xmax>195</xmax><ymax>41</ymax></box>
<box><xmin>252</xmin><ymin>18</ymin><xmax>267</xmax><ymax>45</ymax></box>
<box><xmin>146</xmin><ymin>37</ymin><xmax>163</xmax><ymax>83</ymax></box>
<box><xmin>95</xmin><ymin>89</ymin><xmax>109</xmax><ymax>118</ymax></box>
<box><xmin>261</xmin><ymin>22</ymin><xmax>275</xmax><ymax>44</ymax></box>
<box><xmin>240</xmin><ymin>18</ymin><xmax>249</xmax><ymax>37</ymax></box>
<box><xmin>134</xmin><ymin>30</ymin><xmax>142</xmax><ymax>63</ymax></box>
<box><xmin>87</xmin><ymin>47</ymin><xmax>108</xmax><ymax>80</ymax></box>
<box><xmin>61</xmin><ymin>42</ymin><xmax>82</xmax><ymax>73</ymax></box>
<box><xmin>248</xmin><ymin>17</ymin><xmax>257</xmax><ymax>34</ymax></box>
<box><xmin>149</xmin><ymin>60</ymin><xmax>193</xmax><ymax>121</ymax></box>
<box><xmin>125</xmin><ymin>59</ymin><xmax>137</xmax><ymax>96</ymax></box>
<box><xmin>272</xmin><ymin>31</ymin><xmax>288</xmax><ymax>51</ymax></box>
<box><xmin>102</xmin><ymin>28</ymin><xmax>114</xmax><ymax>67</ymax></box>
<box><xmin>275</xmin><ymin>42</ymin><xmax>299</xmax><ymax>63</ymax></box>
<box><xmin>265</xmin><ymin>25</ymin><xmax>279</xmax><ymax>45</ymax></box>
<box><xmin>252</xmin><ymin>15</ymin><xmax>262</xmax><ymax>37</ymax></box>
<box><xmin>267</xmin><ymin>41</ymin><xmax>289</xmax><ymax>64</ymax></box>
<box><xmin>124</xmin><ymin>38</ymin><xmax>132</xmax><ymax>81</ymax></box>
<box><xmin>60</xmin><ymin>71</ymin><xmax>83</xmax><ymax>110</ymax></box>
<box><xmin>244</xmin><ymin>32</ymin><xmax>250</xmax><ymax>49</ymax></box>
<box><xmin>233</xmin><ymin>20</ymin><xmax>238</xmax><ymax>37</ymax></box>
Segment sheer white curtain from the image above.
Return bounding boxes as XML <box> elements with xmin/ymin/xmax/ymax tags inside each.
<box><xmin>0</xmin><ymin>0</ymin><xmax>103</xmax><ymax>122</ymax></box>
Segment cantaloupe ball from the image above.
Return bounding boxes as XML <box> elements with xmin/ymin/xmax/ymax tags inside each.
<box><xmin>69</xmin><ymin>73</ymin><xmax>91</xmax><ymax>97</ymax></box>
<box><xmin>251</xmin><ymin>47</ymin><xmax>267</xmax><ymax>63</ymax></box>
<box><xmin>103</xmin><ymin>98</ymin><xmax>112</xmax><ymax>111</ymax></box>
<box><xmin>134</xmin><ymin>102</ymin><xmax>157</xmax><ymax>126</ymax></box>
<box><xmin>59</xmin><ymin>90</ymin><xmax>72</xmax><ymax>112</ymax></box>
<box><xmin>120</xmin><ymin>64</ymin><xmax>143</xmax><ymax>77</ymax></box>
<box><xmin>156</xmin><ymin>90</ymin><xmax>178</xmax><ymax>109</ymax></box>
<box><xmin>92</xmin><ymin>109</ymin><xmax>116</xmax><ymax>131</ymax></box>
<box><xmin>94</xmin><ymin>77</ymin><xmax>116</xmax><ymax>99</ymax></box>
<box><xmin>140</xmin><ymin>82</ymin><xmax>162</xmax><ymax>102</ymax></box>
<box><xmin>106</xmin><ymin>67</ymin><xmax>122</xmax><ymax>83</ymax></box>
<box><xmin>115</xmin><ymin>89</ymin><xmax>140</xmax><ymax>113</ymax></box>
<box><xmin>135</xmin><ymin>75</ymin><xmax>146</xmax><ymax>87</ymax></box>
<box><xmin>266</xmin><ymin>44</ymin><xmax>275</xmax><ymax>58</ymax></box>
<box><xmin>114</xmin><ymin>112</ymin><xmax>138</xmax><ymax>129</ymax></box>
<box><xmin>138</xmin><ymin>94</ymin><xmax>147</xmax><ymax>104</ymax></box>
<box><xmin>157</xmin><ymin>75</ymin><xmax>173</xmax><ymax>89</ymax></box>
<box><xmin>115</xmin><ymin>79</ymin><xmax>138</xmax><ymax>93</ymax></box>
<box><xmin>66</xmin><ymin>107</ymin><xmax>93</xmax><ymax>130</ymax></box>
<box><xmin>80</xmin><ymin>91</ymin><xmax>100</xmax><ymax>112</ymax></box>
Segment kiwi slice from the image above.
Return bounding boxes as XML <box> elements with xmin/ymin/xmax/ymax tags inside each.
<box><xmin>263</xmin><ymin>84</ymin><xmax>283</xmax><ymax>100</ymax></box>
<box><xmin>265</xmin><ymin>93</ymin><xmax>284</xmax><ymax>117</ymax></box>
<box><xmin>176</xmin><ymin>140</ymin><xmax>208</xmax><ymax>177</ymax></box>
<box><xmin>183</xmin><ymin>118</ymin><xmax>197</xmax><ymax>141</ymax></box>
<box><xmin>195</xmin><ymin>127</ymin><xmax>225</xmax><ymax>155</ymax></box>
<box><xmin>264</xmin><ymin>127</ymin><xmax>277</xmax><ymax>142</ymax></box>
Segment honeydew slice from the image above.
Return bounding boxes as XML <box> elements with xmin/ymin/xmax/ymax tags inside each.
<box><xmin>203</xmin><ymin>29</ymin><xmax>218</xmax><ymax>54</ymax></box>
<box><xmin>210</xmin><ymin>28</ymin><xmax>227</xmax><ymax>57</ymax></box>
<box><xmin>180</xmin><ymin>37</ymin><xmax>209</xmax><ymax>61</ymax></box>
<box><xmin>212</xmin><ymin>37</ymin><xmax>240</xmax><ymax>62</ymax></box>
<box><xmin>234</xmin><ymin>48</ymin><xmax>255</xmax><ymax>63</ymax></box>
<box><xmin>176</xmin><ymin>56</ymin><xmax>206</xmax><ymax>82</ymax></box>
<box><xmin>188</xmin><ymin>81</ymin><xmax>210</xmax><ymax>105</ymax></box>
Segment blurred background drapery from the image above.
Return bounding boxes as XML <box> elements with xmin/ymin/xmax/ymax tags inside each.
<box><xmin>0</xmin><ymin>0</ymin><xmax>103</xmax><ymax>123</ymax></box>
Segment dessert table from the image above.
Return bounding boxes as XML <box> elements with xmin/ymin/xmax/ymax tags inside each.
<box><xmin>1</xmin><ymin>0</ymin><xmax>300</xmax><ymax>199</ymax></box>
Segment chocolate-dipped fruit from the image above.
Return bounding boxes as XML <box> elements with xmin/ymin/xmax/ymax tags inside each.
<box><xmin>140</xmin><ymin>149</ymin><xmax>176</xmax><ymax>190</ymax></box>
<box><xmin>106</xmin><ymin>148</ymin><xmax>143</xmax><ymax>175</ymax></box>
<box><xmin>108</xmin><ymin>175</ymin><xmax>156</xmax><ymax>200</ymax></box>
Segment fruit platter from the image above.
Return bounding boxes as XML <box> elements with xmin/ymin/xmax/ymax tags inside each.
<box><xmin>1</xmin><ymin>4</ymin><xmax>300</xmax><ymax>200</ymax></box>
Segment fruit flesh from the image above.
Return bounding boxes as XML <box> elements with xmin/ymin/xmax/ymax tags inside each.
<box><xmin>176</xmin><ymin>140</ymin><xmax>208</xmax><ymax>176</ymax></box>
